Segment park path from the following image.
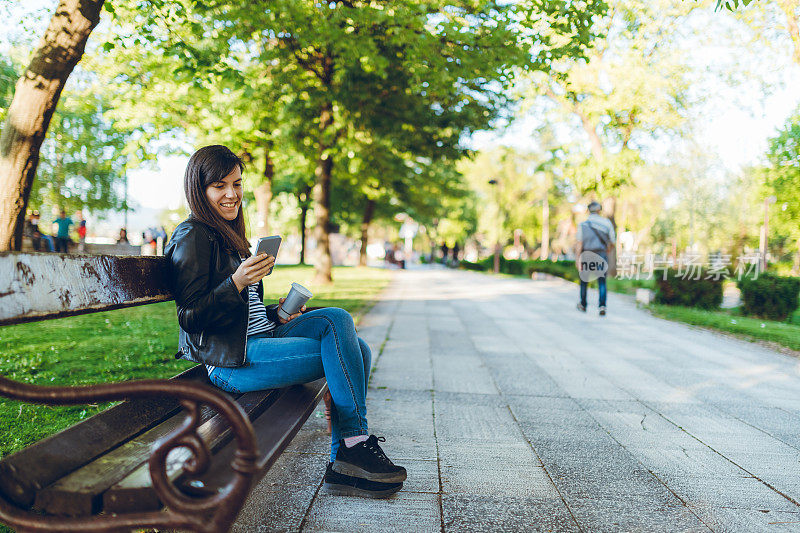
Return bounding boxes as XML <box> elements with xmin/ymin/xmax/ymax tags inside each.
<box><xmin>234</xmin><ymin>268</ymin><xmax>800</xmax><ymax>532</ymax></box>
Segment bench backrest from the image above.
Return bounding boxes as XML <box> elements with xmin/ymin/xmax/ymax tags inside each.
<box><xmin>0</xmin><ymin>252</ymin><xmax>172</xmax><ymax>326</ymax></box>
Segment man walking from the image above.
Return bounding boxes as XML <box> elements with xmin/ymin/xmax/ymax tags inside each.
<box><xmin>576</xmin><ymin>201</ymin><xmax>616</xmax><ymax>316</ymax></box>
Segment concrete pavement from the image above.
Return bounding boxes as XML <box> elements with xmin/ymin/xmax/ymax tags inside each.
<box><xmin>235</xmin><ymin>268</ymin><xmax>800</xmax><ymax>532</ymax></box>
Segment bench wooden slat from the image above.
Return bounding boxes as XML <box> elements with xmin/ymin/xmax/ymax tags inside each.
<box><xmin>0</xmin><ymin>253</ymin><xmax>172</xmax><ymax>326</ymax></box>
<box><xmin>0</xmin><ymin>365</ymin><xmax>206</xmax><ymax>508</ymax></box>
<box><xmin>33</xmin><ymin>398</ymin><xmax>232</xmax><ymax>516</ymax></box>
<box><xmin>34</xmin><ymin>415</ymin><xmax>187</xmax><ymax>516</ymax></box>
<box><xmin>173</xmin><ymin>380</ymin><xmax>327</xmax><ymax>496</ymax></box>
<box><xmin>102</xmin><ymin>389</ymin><xmax>280</xmax><ymax>514</ymax></box>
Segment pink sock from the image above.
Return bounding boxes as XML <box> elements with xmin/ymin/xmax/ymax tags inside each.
<box><xmin>344</xmin><ymin>435</ymin><xmax>369</xmax><ymax>447</ymax></box>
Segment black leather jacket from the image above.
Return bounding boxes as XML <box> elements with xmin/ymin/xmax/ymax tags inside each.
<box><xmin>164</xmin><ymin>218</ymin><xmax>279</xmax><ymax>367</ymax></box>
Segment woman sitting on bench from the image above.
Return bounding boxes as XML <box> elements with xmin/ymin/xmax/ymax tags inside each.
<box><xmin>165</xmin><ymin>145</ymin><xmax>406</xmax><ymax>498</ymax></box>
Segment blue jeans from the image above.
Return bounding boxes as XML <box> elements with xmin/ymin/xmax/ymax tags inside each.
<box><xmin>580</xmin><ymin>276</ymin><xmax>607</xmax><ymax>307</ymax></box>
<box><xmin>580</xmin><ymin>250</ymin><xmax>608</xmax><ymax>308</ymax></box>
<box><xmin>208</xmin><ymin>308</ymin><xmax>370</xmax><ymax>461</ymax></box>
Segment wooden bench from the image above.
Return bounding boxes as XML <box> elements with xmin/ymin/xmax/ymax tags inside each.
<box><xmin>0</xmin><ymin>252</ymin><xmax>328</xmax><ymax>532</ymax></box>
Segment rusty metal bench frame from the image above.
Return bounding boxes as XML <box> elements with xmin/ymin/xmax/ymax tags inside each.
<box><xmin>0</xmin><ymin>252</ymin><xmax>325</xmax><ymax>532</ymax></box>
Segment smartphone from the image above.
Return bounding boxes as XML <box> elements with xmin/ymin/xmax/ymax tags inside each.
<box><xmin>255</xmin><ymin>235</ymin><xmax>281</xmax><ymax>275</ymax></box>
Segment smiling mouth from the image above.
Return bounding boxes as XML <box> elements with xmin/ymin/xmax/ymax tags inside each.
<box><xmin>220</xmin><ymin>202</ymin><xmax>238</xmax><ymax>209</ymax></box>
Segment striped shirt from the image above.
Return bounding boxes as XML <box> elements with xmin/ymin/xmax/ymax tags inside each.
<box><xmin>246</xmin><ymin>283</ymin><xmax>276</xmax><ymax>336</ymax></box>
<box><xmin>205</xmin><ymin>282</ymin><xmax>276</xmax><ymax>375</ymax></box>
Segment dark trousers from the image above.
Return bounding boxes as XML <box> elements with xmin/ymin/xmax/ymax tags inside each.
<box><xmin>55</xmin><ymin>237</ymin><xmax>70</xmax><ymax>253</ymax></box>
<box><xmin>580</xmin><ymin>276</ymin><xmax>607</xmax><ymax>308</ymax></box>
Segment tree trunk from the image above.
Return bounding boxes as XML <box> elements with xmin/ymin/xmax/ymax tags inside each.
<box><xmin>296</xmin><ymin>184</ymin><xmax>311</xmax><ymax>265</ymax></box>
<box><xmin>312</xmin><ymin>52</ymin><xmax>336</xmax><ymax>284</ymax></box>
<box><xmin>576</xmin><ymin>112</ymin><xmax>604</xmax><ymax>160</ymax></box>
<box><xmin>299</xmin><ymin>201</ymin><xmax>308</xmax><ymax>265</ymax></box>
<box><xmin>313</xmin><ymin>137</ymin><xmax>333</xmax><ymax>284</ymax></box>
<box><xmin>541</xmin><ymin>195</ymin><xmax>550</xmax><ymax>261</ymax></box>
<box><xmin>359</xmin><ymin>198</ymin><xmax>375</xmax><ymax>267</ymax></box>
<box><xmin>794</xmin><ymin>237</ymin><xmax>800</xmax><ymax>276</ymax></box>
<box><xmin>603</xmin><ymin>197</ymin><xmax>618</xmax><ymax>277</ymax></box>
<box><xmin>0</xmin><ymin>0</ymin><xmax>105</xmax><ymax>251</ymax></box>
<box><xmin>253</xmin><ymin>141</ymin><xmax>274</xmax><ymax>238</ymax></box>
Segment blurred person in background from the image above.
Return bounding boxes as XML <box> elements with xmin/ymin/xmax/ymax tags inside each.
<box><xmin>576</xmin><ymin>201</ymin><xmax>616</xmax><ymax>316</ymax></box>
<box><xmin>76</xmin><ymin>211</ymin><xmax>87</xmax><ymax>253</ymax></box>
<box><xmin>52</xmin><ymin>209</ymin><xmax>73</xmax><ymax>253</ymax></box>
<box><xmin>24</xmin><ymin>211</ymin><xmax>43</xmax><ymax>251</ymax></box>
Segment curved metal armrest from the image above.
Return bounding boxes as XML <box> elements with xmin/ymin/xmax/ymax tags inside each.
<box><xmin>0</xmin><ymin>375</ymin><xmax>259</xmax><ymax>533</ymax></box>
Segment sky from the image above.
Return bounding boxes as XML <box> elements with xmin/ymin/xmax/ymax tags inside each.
<box><xmin>2</xmin><ymin>0</ymin><xmax>800</xmax><ymax>236</ymax></box>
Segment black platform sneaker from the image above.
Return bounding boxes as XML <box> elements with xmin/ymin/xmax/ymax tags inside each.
<box><xmin>323</xmin><ymin>462</ymin><xmax>403</xmax><ymax>498</ymax></box>
<box><xmin>332</xmin><ymin>435</ymin><xmax>407</xmax><ymax>483</ymax></box>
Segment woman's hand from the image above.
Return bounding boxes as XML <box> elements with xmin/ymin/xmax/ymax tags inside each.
<box><xmin>277</xmin><ymin>297</ymin><xmax>306</xmax><ymax>324</ymax></box>
<box><xmin>231</xmin><ymin>254</ymin><xmax>275</xmax><ymax>292</ymax></box>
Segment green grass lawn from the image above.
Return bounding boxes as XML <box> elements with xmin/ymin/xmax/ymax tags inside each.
<box><xmin>649</xmin><ymin>304</ymin><xmax>800</xmax><ymax>352</ymax></box>
<box><xmin>0</xmin><ymin>265</ymin><xmax>391</xmax><ymax>459</ymax></box>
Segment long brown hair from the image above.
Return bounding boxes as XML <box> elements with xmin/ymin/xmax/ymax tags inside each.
<box><xmin>184</xmin><ymin>145</ymin><xmax>250</xmax><ymax>256</ymax></box>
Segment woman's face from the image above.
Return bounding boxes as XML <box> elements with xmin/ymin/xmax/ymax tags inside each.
<box><xmin>205</xmin><ymin>166</ymin><xmax>243</xmax><ymax>221</ymax></box>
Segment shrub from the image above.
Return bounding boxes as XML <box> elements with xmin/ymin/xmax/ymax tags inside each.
<box><xmin>460</xmin><ymin>256</ymin><xmax>525</xmax><ymax>274</ymax></box>
<box><xmin>459</xmin><ymin>260</ymin><xmax>488</xmax><ymax>271</ymax></box>
<box><xmin>526</xmin><ymin>260</ymin><xmax>580</xmax><ymax>283</ymax></box>
<box><xmin>460</xmin><ymin>257</ymin><xmax>582</xmax><ymax>283</ymax></box>
<box><xmin>654</xmin><ymin>269</ymin><xmax>723</xmax><ymax>309</ymax></box>
<box><xmin>501</xmin><ymin>258</ymin><xmax>528</xmax><ymax>276</ymax></box>
<box><xmin>737</xmin><ymin>273</ymin><xmax>800</xmax><ymax>321</ymax></box>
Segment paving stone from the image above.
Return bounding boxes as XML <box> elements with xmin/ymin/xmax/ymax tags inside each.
<box><xmin>442</xmin><ymin>494</ymin><xmax>578</xmax><ymax>533</ymax></box>
<box><xmin>302</xmin><ymin>492</ymin><xmax>440</xmax><ymax>533</ymax></box>
<box><xmin>482</xmin><ymin>355</ymin><xmax>569</xmax><ymax>398</ymax></box>
<box><xmin>437</xmin><ymin>441</ymin><xmax>543</xmax><ymax>468</ymax></box>
<box><xmin>433</xmin><ymin>402</ymin><xmax>522</xmax><ymax>441</ymax></box>
<box><xmin>428</xmin><ymin>316</ymin><xmax>466</xmax><ymax>334</ymax></box>
<box><xmin>583</xmin><ymin>407</ymin><xmax>694</xmax><ymax>449</ymax></box>
<box><xmin>507</xmin><ymin>395</ymin><xmax>606</xmax><ymax>432</ymax></box>
<box><xmin>658</xmin><ymin>473</ymin><xmax>800</xmax><ymax>512</ymax></box>
<box><xmin>370</xmin><ymin>363</ymin><xmax>433</xmax><ymax>391</ymax></box>
<box><xmin>536</xmin><ymin>364</ymin><xmax>635</xmax><ymax>401</ymax></box>
<box><xmin>432</xmin><ymin>355</ymin><xmax>498</xmax><ymax>395</ymax></box>
<box><xmin>441</xmin><ymin>464</ymin><xmax>560</xmax><ymax>499</ymax></box>
<box><xmin>429</xmin><ymin>331</ymin><xmax>476</xmax><ymax>357</ymax></box>
<box><xmin>703</xmin><ymin>403</ymin><xmax>800</xmax><ymax>448</ymax></box>
<box><xmin>365</xmin><ymin>389</ymin><xmax>437</xmax><ymax>461</ymax></box>
<box><xmin>233</xmin><ymin>453</ymin><xmax>325</xmax><ymax>533</ymax></box>
<box><xmin>690</xmin><ymin>506</ymin><xmax>800</xmax><ymax>533</ymax></box>
<box><xmin>720</xmin><ymin>451</ymin><xmax>800</xmax><ymax>478</ymax></box>
<box><xmin>625</xmin><ymin>445</ymin><xmax>746</xmax><ymax>478</ymax></box>
<box><xmin>469</xmin><ymin>334</ymin><xmax>523</xmax><ymax>356</ymax></box>
<box><xmin>548</xmin><ymin>462</ymin><xmax>682</xmax><ymax>506</ymax></box>
<box><xmin>395</xmin><ymin>458</ymin><xmax>439</xmax><ymax>494</ymax></box>
<box><xmin>566</xmin><ymin>498</ymin><xmax>711</xmax><ymax>532</ymax></box>
<box><xmin>434</xmin><ymin>390</ymin><xmax>509</xmax><ymax>407</ymax></box>
<box><xmin>284</xmin><ymin>410</ymin><xmax>335</xmax><ymax>456</ymax></box>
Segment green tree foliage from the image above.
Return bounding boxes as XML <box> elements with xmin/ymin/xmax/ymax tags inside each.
<box><xmin>0</xmin><ymin>54</ymin><xmax>132</xmax><ymax>216</ymax></box>
<box><xmin>716</xmin><ymin>0</ymin><xmax>757</xmax><ymax>10</ymax></box>
<box><xmin>765</xmin><ymin>110</ymin><xmax>800</xmax><ymax>270</ymax></box>
<box><xmin>717</xmin><ymin>1</ymin><xmax>800</xmax><ymax>68</ymax></box>
<box><xmin>92</xmin><ymin>0</ymin><xmax>607</xmax><ymax>281</ymax></box>
<box><xmin>32</xmin><ymin>87</ymin><xmax>132</xmax><ymax>214</ymax></box>
<box><xmin>0</xmin><ymin>0</ymin><xmax>106</xmax><ymax>250</ymax></box>
<box><xmin>525</xmin><ymin>0</ymin><xmax>696</xmax><ymax>222</ymax></box>
<box><xmin>0</xmin><ymin>56</ymin><xmax>17</xmax><ymax>123</ymax></box>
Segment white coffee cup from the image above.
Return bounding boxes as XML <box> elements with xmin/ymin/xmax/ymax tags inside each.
<box><xmin>278</xmin><ymin>282</ymin><xmax>313</xmax><ymax>320</ymax></box>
